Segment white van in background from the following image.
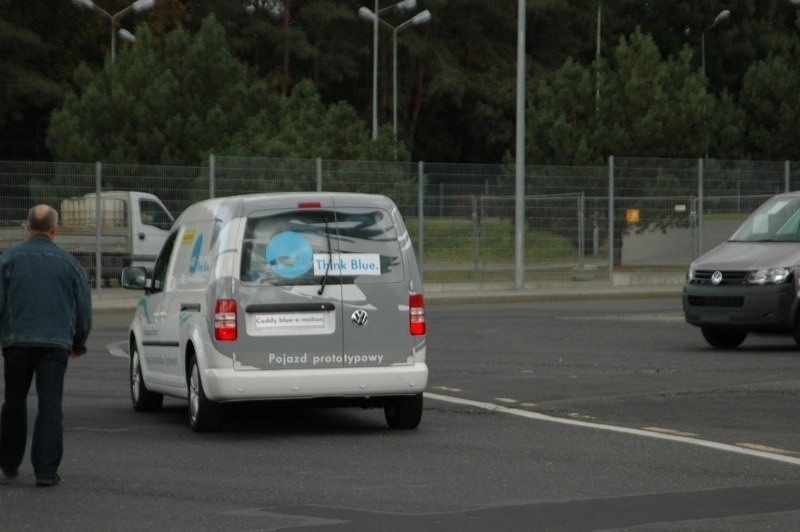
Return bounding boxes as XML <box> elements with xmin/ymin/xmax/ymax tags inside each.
<box><xmin>121</xmin><ymin>192</ymin><xmax>427</xmax><ymax>432</ymax></box>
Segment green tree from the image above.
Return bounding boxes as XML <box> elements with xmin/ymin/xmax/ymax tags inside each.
<box><xmin>740</xmin><ymin>42</ymin><xmax>800</xmax><ymax>160</ymax></box>
<box><xmin>228</xmin><ymin>79</ymin><xmax>404</xmax><ymax>160</ymax></box>
<box><xmin>8</xmin><ymin>0</ymin><xmax>800</xmax><ymax>163</ymax></box>
<box><xmin>47</xmin><ymin>17</ymin><xmax>253</xmax><ymax>164</ymax></box>
<box><xmin>595</xmin><ymin>29</ymin><xmax>710</xmax><ymax>161</ymax></box>
<box><xmin>0</xmin><ymin>19</ymin><xmax>64</xmax><ymax>160</ymax></box>
<box><xmin>46</xmin><ymin>15</ymin><xmax>392</xmax><ymax>166</ymax></box>
<box><xmin>0</xmin><ymin>1</ymin><xmax>89</xmax><ymax>160</ymax></box>
<box><xmin>526</xmin><ymin>57</ymin><xmax>599</xmax><ymax>167</ymax></box>
<box><xmin>526</xmin><ymin>28</ymin><xmax>729</xmax><ymax>167</ymax></box>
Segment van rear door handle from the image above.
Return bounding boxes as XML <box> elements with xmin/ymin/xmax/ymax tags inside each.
<box><xmin>138</xmin><ymin>232</ymin><xmax>145</xmax><ymax>240</ymax></box>
<box><xmin>181</xmin><ymin>303</ymin><xmax>201</xmax><ymax>312</ymax></box>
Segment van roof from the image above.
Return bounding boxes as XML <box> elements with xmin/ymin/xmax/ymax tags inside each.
<box><xmin>174</xmin><ymin>192</ymin><xmax>397</xmax><ymax>225</ymax></box>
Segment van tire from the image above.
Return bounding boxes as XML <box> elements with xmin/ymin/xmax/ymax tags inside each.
<box><xmin>701</xmin><ymin>326</ymin><xmax>747</xmax><ymax>349</ymax></box>
<box><xmin>187</xmin><ymin>354</ymin><xmax>223</xmax><ymax>432</ymax></box>
<box><xmin>792</xmin><ymin>317</ymin><xmax>800</xmax><ymax>347</ymax></box>
<box><xmin>384</xmin><ymin>393</ymin><xmax>423</xmax><ymax>429</ymax></box>
<box><xmin>130</xmin><ymin>344</ymin><xmax>163</xmax><ymax>411</ymax></box>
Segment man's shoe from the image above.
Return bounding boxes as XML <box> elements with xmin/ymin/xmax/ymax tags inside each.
<box><xmin>35</xmin><ymin>474</ymin><xmax>60</xmax><ymax>487</ymax></box>
<box><xmin>1</xmin><ymin>467</ymin><xmax>19</xmax><ymax>485</ymax></box>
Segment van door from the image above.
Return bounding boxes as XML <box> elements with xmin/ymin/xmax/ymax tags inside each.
<box><xmin>233</xmin><ymin>199</ymin><xmax>347</xmax><ymax>371</ymax></box>
<box><xmin>138</xmin><ymin>231</ymin><xmax>184</xmax><ymax>388</ymax></box>
<box><xmin>328</xmin><ymin>200</ymin><xmax>413</xmax><ymax>368</ymax></box>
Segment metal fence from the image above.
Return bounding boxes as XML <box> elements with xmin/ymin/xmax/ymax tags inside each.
<box><xmin>1</xmin><ymin>156</ymin><xmax>796</xmax><ymax>288</ymax></box>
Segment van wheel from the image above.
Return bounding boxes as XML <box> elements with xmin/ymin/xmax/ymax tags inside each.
<box><xmin>130</xmin><ymin>344</ymin><xmax>163</xmax><ymax>411</ymax></box>
<box><xmin>701</xmin><ymin>327</ymin><xmax>747</xmax><ymax>349</ymax></box>
<box><xmin>792</xmin><ymin>317</ymin><xmax>800</xmax><ymax>347</ymax></box>
<box><xmin>187</xmin><ymin>354</ymin><xmax>223</xmax><ymax>432</ymax></box>
<box><xmin>384</xmin><ymin>394</ymin><xmax>423</xmax><ymax>429</ymax></box>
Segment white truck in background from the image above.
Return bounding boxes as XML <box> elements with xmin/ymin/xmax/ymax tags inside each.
<box><xmin>0</xmin><ymin>191</ymin><xmax>174</xmax><ymax>284</ymax></box>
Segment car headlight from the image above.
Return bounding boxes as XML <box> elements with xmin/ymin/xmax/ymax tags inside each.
<box><xmin>746</xmin><ymin>267</ymin><xmax>791</xmax><ymax>284</ymax></box>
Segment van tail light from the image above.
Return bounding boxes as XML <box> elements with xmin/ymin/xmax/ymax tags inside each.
<box><xmin>214</xmin><ymin>299</ymin><xmax>237</xmax><ymax>341</ymax></box>
<box><xmin>409</xmin><ymin>294</ymin><xmax>426</xmax><ymax>336</ymax></box>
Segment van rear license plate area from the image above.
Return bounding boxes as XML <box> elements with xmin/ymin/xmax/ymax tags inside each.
<box><xmin>246</xmin><ymin>311</ymin><xmax>335</xmax><ymax>336</ymax></box>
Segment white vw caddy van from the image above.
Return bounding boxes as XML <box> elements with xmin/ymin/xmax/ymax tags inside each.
<box><xmin>121</xmin><ymin>192</ymin><xmax>427</xmax><ymax>432</ymax></box>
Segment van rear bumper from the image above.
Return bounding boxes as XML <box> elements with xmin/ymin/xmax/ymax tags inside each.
<box><xmin>200</xmin><ymin>363</ymin><xmax>428</xmax><ymax>402</ymax></box>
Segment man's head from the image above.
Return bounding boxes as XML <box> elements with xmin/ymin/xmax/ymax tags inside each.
<box><xmin>26</xmin><ymin>204</ymin><xmax>58</xmax><ymax>238</ymax></box>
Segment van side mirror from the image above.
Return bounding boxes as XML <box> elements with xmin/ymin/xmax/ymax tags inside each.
<box><xmin>121</xmin><ymin>266</ymin><xmax>148</xmax><ymax>290</ymax></box>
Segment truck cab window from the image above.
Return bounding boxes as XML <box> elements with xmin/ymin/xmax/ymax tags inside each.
<box><xmin>139</xmin><ymin>199</ymin><xmax>174</xmax><ymax>231</ymax></box>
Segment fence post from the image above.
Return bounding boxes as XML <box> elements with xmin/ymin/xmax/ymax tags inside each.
<box><xmin>690</xmin><ymin>195</ymin><xmax>697</xmax><ymax>259</ymax></box>
<box><xmin>471</xmin><ymin>195</ymin><xmax>480</xmax><ymax>270</ymax></box>
<box><xmin>95</xmin><ymin>161</ymin><xmax>102</xmax><ymax>292</ymax></box>
<box><xmin>697</xmin><ymin>158</ymin><xmax>704</xmax><ymax>257</ymax></box>
<box><xmin>607</xmin><ymin>155</ymin><xmax>614</xmax><ymax>285</ymax></box>
<box><xmin>786</xmin><ymin>160</ymin><xmax>791</xmax><ymax>192</ymax></box>
<box><xmin>578</xmin><ymin>192</ymin><xmax>585</xmax><ymax>269</ymax></box>
<box><xmin>209</xmin><ymin>154</ymin><xmax>215</xmax><ymax>199</ymax></box>
<box><xmin>418</xmin><ymin>160</ymin><xmax>424</xmax><ymax>277</ymax></box>
<box><xmin>316</xmin><ymin>157</ymin><xmax>323</xmax><ymax>191</ymax></box>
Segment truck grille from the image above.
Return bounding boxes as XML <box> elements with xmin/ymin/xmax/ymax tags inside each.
<box><xmin>687</xmin><ymin>295</ymin><xmax>744</xmax><ymax>308</ymax></box>
<box><xmin>691</xmin><ymin>270</ymin><xmax>748</xmax><ymax>285</ymax></box>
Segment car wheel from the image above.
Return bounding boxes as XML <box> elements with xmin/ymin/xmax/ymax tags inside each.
<box><xmin>187</xmin><ymin>353</ymin><xmax>223</xmax><ymax>432</ymax></box>
<box><xmin>130</xmin><ymin>344</ymin><xmax>163</xmax><ymax>411</ymax></box>
<box><xmin>384</xmin><ymin>393</ymin><xmax>423</xmax><ymax>429</ymax></box>
<box><xmin>701</xmin><ymin>326</ymin><xmax>747</xmax><ymax>349</ymax></box>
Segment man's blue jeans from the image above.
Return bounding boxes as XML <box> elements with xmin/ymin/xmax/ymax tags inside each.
<box><xmin>0</xmin><ymin>346</ymin><xmax>69</xmax><ymax>480</ymax></box>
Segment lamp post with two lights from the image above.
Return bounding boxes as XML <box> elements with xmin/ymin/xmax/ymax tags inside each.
<box><xmin>358</xmin><ymin>0</ymin><xmax>429</xmax><ymax>141</ymax></box>
<box><xmin>71</xmin><ymin>0</ymin><xmax>155</xmax><ymax>64</ymax></box>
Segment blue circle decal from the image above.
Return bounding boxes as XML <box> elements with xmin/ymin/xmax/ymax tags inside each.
<box><xmin>266</xmin><ymin>232</ymin><xmax>312</xmax><ymax>279</ymax></box>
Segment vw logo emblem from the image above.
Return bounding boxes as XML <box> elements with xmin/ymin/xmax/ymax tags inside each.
<box><xmin>351</xmin><ymin>309</ymin><xmax>369</xmax><ymax>326</ymax></box>
<box><xmin>711</xmin><ymin>271</ymin><xmax>723</xmax><ymax>285</ymax></box>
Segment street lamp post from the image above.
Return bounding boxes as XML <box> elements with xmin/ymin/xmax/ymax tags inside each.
<box><xmin>701</xmin><ymin>9</ymin><xmax>730</xmax><ymax>79</ymax></box>
<box><xmin>359</xmin><ymin>3</ymin><xmax>430</xmax><ymax>141</ymax></box>
<box><xmin>71</xmin><ymin>0</ymin><xmax>156</xmax><ymax>64</ymax></box>
<box><xmin>700</xmin><ymin>9</ymin><xmax>730</xmax><ymax>158</ymax></box>
<box><xmin>358</xmin><ymin>0</ymin><xmax>419</xmax><ymax>140</ymax></box>
<box><xmin>390</xmin><ymin>11</ymin><xmax>431</xmax><ymax>140</ymax></box>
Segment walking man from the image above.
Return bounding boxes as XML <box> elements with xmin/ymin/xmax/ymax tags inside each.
<box><xmin>0</xmin><ymin>204</ymin><xmax>92</xmax><ymax>487</ymax></box>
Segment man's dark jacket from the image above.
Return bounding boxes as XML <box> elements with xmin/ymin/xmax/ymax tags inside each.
<box><xmin>0</xmin><ymin>234</ymin><xmax>92</xmax><ymax>353</ymax></box>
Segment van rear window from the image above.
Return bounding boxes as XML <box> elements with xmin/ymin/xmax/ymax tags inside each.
<box><xmin>240</xmin><ymin>208</ymin><xmax>404</xmax><ymax>285</ymax></box>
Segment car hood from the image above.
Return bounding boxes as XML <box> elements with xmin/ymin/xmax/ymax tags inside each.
<box><xmin>692</xmin><ymin>241</ymin><xmax>800</xmax><ymax>270</ymax></box>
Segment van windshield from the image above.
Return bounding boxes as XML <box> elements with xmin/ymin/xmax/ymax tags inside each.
<box><xmin>240</xmin><ymin>208</ymin><xmax>404</xmax><ymax>285</ymax></box>
<box><xmin>729</xmin><ymin>197</ymin><xmax>800</xmax><ymax>243</ymax></box>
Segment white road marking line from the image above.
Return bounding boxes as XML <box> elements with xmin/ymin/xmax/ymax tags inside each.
<box><xmin>431</xmin><ymin>386</ymin><xmax>463</xmax><ymax>393</ymax></box>
<box><xmin>424</xmin><ymin>392</ymin><xmax>800</xmax><ymax>467</ymax></box>
<box><xmin>737</xmin><ymin>443</ymin><xmax>798</xmax><ymax>456</ymax></box>
<box><xmin>642</xmin><ymin>426</ymin><xmax>698</xmax><ymax>437</ymax></box>
<box><xmin>106</xmin><ymin>341</ymin><xmax>128</xmax><ymax>359</ymax></box>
